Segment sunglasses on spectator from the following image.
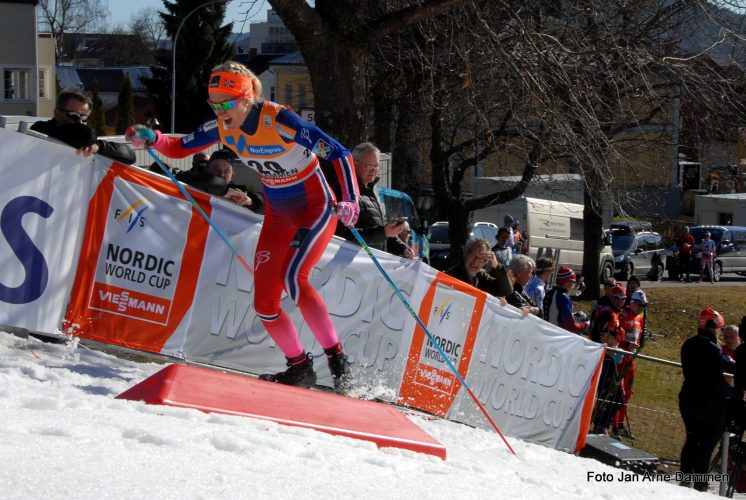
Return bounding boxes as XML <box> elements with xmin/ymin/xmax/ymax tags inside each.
<box><xmin>58</xmin><ymin>108</ymin><xmax>88</xmax><ymax>122</ymax></box>
<box><xmin>207</xmin><ymin>93</ymin><xmax>248</xmax><ymax>112</ymax></box>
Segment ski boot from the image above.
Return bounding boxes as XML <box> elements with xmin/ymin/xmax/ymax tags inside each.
<box><xmin>259</xmin><ymin>352</ymin><xmax>317</xmax><ymax>388</ymax></box>
<box><xmin>325</xmin><ymin>343</ymin><xmax>354</xmax><ymax>395</ymax></box>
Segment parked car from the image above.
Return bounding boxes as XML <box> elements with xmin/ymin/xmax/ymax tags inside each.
<box><xmin>666</xmin><ymin>225</ymin><xmax>746</xmax><ymax>282</ymax></box>
<box><xmin>427</xmin><ymin>221</ymin><xmax>499</xmax><ymax>271</ymax></box>
<box><xmin>609</xmin><ymin>221</ymin><xmax>666</xmax><ymax>281</ymax></box>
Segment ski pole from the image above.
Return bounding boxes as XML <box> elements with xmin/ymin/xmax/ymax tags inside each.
<box><xmin>348</xmin><ymin>225</ymin><xmax>516</xmax><ymax>456</ymax></box>
<box><xmin>146</xmin><ymin>147</ymin><xmax>253</xmax><ymax>275</ymax></box>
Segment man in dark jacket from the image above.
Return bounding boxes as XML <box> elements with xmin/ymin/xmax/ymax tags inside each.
<box><xmin>679</xmin><ymin>307</ymin><xmax>735</xmax><ymax>492</ymax></box>
<box><xmin>446</xmin><ymin>238</ymin><xmax>512</xmax><ymax>298</ymax></box>
<box><xmin>30</xmin><ymin>89</ymin><xmax>135</xmax><ymax>165</ymax></box>
<box><xmin>506</xmin><ymin>254</ymin><xmax>540</xmax><ymax>315</ymax></box>
<box><xmin>331</xmin><ymin>142</ymin><xmax>413</xmax><ymax>258</ymax></box>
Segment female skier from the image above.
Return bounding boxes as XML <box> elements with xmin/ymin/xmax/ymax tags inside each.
<box><xmin>126</xmin><ymin>61</ymin><xmax>359</xmax><ymax>393</ymax></box>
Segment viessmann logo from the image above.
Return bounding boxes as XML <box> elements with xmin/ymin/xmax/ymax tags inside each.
<box><xmin>114</xmin><ymin>196</ymin><xmax>149</xmax><ymax>233</ymax></box>
<box><xmin>433</xmin><ymin>298</ymin><xmax>453</xmax><ymax>324</ymax></box>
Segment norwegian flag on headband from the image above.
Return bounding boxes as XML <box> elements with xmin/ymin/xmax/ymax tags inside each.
<box><xmin>223</xmin><ymin>79</ymin><xmax>236</xmax><ymax>88</ymax></box>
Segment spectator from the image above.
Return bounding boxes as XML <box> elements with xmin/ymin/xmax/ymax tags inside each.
<box><xmin>203</xmin><ymin>150</ymin><xmax>263</xmax><ymax>213</ymax></box>
<box><xmin>492</xmin><ymin>227</ymin><xmax>512</xmax><ymax>267</ymax></box>
<box><xmin>446</xmin><ymin>238</ymin><xmax>512</xmax><ymax>299</ymax></box>
<box><xmin>679</xmin><ymin>307</ymin><xmax>734</xmax><ymax>492</ymax></box>
<box><xmin>699</xmin><ymin>231</ymin><xmax>717</xmax><ymax>284</ymax></box>
<box><xmin>512</xmin><ymin>219</ymin><xmax>524</xmax><ymax>254</ymax></box>
<box><xmin>332</xmin><ymin>142</ymin><xmax>414</xmax><ymax>259</ymax></box>
<box><xmin>506</xmin><ymin>254</ymin><xmax>540</xmax><ymax>316</ymax></box>
<box><xmin>191</xmin><ymin>151</ymin><xmax>210</xmax><ymax>171</ymax></box>
<box><xmin>734</xmin><ymin>317</ymin><xmax>746</xmax><ymax>426</ymax></box>
<box><xmin>589</xmin><ymin>283</ymin><xmax>627</xmax><ymax>343</ymax></box>
<box><xmin>590</xmin><ymin>278</ymin><xmax>618</xmax><ymax>321</ymax></box>
<box><xmin>543</xmin><ymin>267</ymin><xmax>587</xmax><ymax>334</ymax></box>
<box><xmin>502</xmin><ymin>214</ymin><xmax>516</xmax><ymax>248</ymax></box>
<box><xmin>30</xmin><ymin>89</ymin><xmax>135</xmax><ymax>165</ymax></box>
<box><xmin>399</xmin><ymin>220</ymin><xmax>411</xmax><ymax>246</ymax></box>
<box><xmin>624</xmin><ymin>276</ymin><xmax>641</xmax><ymax>307</ymax></box>
<box><xmin>525</xmin><ymin>257</ymin><xmax>554</xmax><ymax>316</ymax></box>
<box><xmin>721</xmin><ymin>324</ymin><xmax>740</xmax><ymax>374</ymax></box>
<box><xmin>612</xmin><ymin>289</ymin><xmax>648</xmax><ymax>439</ymax></box>
<box><xmin>591</xmin><ymin>303</ymin><xmax>626</xmax><ymax>435</ymax></box>
<box><xmin>676</xmin><ymin>226</ymin><xmax>695</xmax><ymax>282</ymax></box>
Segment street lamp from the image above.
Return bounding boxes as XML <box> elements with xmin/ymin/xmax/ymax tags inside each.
<box><xmin>170</xmin><ymin>0</ymin><xmax>230</xmax><ymax>133</ymax></box>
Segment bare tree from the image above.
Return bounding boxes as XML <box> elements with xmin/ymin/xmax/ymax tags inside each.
<box><xmin>38</xmin><ymin>0</ymin><xmax>109</xmax><ymax>58</ymax></box>
<box><xmin>129</xmin><ymin>7</ymin><xmax>166</xmax><ymax>54</ymax></box>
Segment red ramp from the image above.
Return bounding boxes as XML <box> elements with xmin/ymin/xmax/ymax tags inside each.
<box><xmin>117</xmin><ymin>364</ymin><xmax>446</xmax><ymax>459</ymax></box>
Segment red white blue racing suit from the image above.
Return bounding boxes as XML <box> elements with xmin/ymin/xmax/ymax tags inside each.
<box><xmin>151</xmin><ymin>101</ymin><xmax>359</xmax><ymax>359</ymax></box>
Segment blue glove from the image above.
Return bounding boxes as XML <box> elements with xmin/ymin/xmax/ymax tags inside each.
<box><xmin>724</xmin><ymin>354</ymin><xmax>735</xmax><ymax>364</ymax></box>
<box><xmin>125</xmin><ymin>124</ymin><xmax>157</xmax><ymax>146</ymax></box>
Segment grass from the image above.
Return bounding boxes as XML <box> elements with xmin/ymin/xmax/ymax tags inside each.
<box><xmin>576</xmin><ymin>285</ymin><xmax>745</xmax><ymax>463</ymax></box>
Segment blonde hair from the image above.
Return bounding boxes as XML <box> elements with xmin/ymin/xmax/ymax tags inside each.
<box><xmin>211</xmin><ymin>61</ymin><xmax>263</xmax><ymax>100</ymax></box>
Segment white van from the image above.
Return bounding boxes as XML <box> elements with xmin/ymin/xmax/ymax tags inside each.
<box><xmin>471</xmin><ymin>197</ymin><xmax>615</xmax><ymax>281</ymax></box>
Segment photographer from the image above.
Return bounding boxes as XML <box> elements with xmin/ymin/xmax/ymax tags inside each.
<box><xmin>679</xmin><ymin>307</ymin><xmax>735</xmax><ymax>491</ymax></box>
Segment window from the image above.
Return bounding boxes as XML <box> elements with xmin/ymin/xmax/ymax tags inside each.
<box><xmin>284</xmin><ymin>82</ymin><xmax>293</xmax><ymax>107</ymax></box>
<box><xmin>4</xmin><ymin>68</ymin><xmax>30</xmax><ymax>100</ymax></box>
<box><xmin>39</xmin><ymin>69</ymin><xmax>48</xmax><ymax>99</ymax></box>
<box><xmin>297</xmin><ymin>84</ymin><xmax>306</xmax><ymax>108</ymax></box>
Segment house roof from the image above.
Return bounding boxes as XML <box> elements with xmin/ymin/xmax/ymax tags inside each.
<box><xmin>56</xmin><ymin>66</ymin><xmax>84</xmax><ymax>90</ymax></box>
<box><xmin>270</xmin><ymin>51</ymin><xmax>305</xmax><ymax>65</ymax></box>
<box><xmin>56</xmin><ymin>66</ymin><xmax>153</xmax><ymax>93</ymax></box>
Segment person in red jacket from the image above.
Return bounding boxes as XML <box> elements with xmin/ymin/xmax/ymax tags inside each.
<box><xmin>612</xmin><ymin>290</ymin><xmax>648</xmax><ymax>439</ymax></box>
<box><xmin>676</xmin><ymin>226</ymin><xmax>695</xmax><ymax>282</ymax></box>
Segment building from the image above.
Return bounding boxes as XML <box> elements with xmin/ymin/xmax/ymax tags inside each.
<box><xmin>248</xmin><ymin>10</ymin><xmax>297</xmax><ymax>56</ymax></box>
<box><xmin>0</xmin><ymin>0</ymin><xmax>55</xmax><ymax>117</ymax></box>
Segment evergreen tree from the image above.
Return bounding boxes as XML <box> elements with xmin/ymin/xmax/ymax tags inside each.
<box><xmin>115</xmin><ymin>76</ymin><xmax>135</xmax><ymax>134</ymax></box>
<box><xmin>88</xmin><ymin>80</ymin><xmax>106</xmax><ymax>135</ymax></box>
<box><xmin>142</xmin><ymin>0</ymin><xmax>235</xmax><ymax>133</ymax></box>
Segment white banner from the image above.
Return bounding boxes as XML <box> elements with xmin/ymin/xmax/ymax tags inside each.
<box><xmin>0</xmin><ymin>127</ymin><xmax>95</xmax><ymax>333</ymax></box>
<box><xmin>0</xmin><ymin>130</ymin><xmax>605</xmax><ymax>452</ymax></box>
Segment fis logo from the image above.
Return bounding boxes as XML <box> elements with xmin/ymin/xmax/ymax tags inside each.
<box><xmin>433</xmin><ymin>298</ymin><xmax>453</xmax><ymax>324</ymax></box>
<box><xmin>114</xmin><ymin>196</ymin><xmax>149</xmax><ymax>233</ymax></box>
<box><xmin>263</xmin><ymin>115</ymin><xmax>272</xmax><ymax>128</ymax></box>
<box><xmin>209</xmin><ymin>75</ymin><xmax>221</xmax><ymax>88</ymax></box>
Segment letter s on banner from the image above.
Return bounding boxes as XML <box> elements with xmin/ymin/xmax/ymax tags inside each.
<box><xmin>0</xmin><ymin>196</ymin><xmax>53</xmax><ymax>304</ymax></box>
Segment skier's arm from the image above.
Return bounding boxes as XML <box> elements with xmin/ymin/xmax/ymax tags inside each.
<box><xmin>276</xmin><ymin>108</ymin><xmax>359</xmax><ymax>203</ymax></box>
<box><xmin>151</xmin><ymin>119</ymin><xmax>221</xmax><ymax>158</ymax></box>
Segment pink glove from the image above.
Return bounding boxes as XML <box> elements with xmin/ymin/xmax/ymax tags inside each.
<box><xmin>125</xmin><ymin>124</ymin><xmax>157</xmax><ymax>147</ymax></box>
<box><xmin>335</xmin><ymin>201</ymin><xmax>359</xmax><ymax>226</ymax></box>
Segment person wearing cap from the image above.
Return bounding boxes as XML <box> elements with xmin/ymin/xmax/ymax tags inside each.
<box><xmin>502</xmin><ymin>214</ymin><xmax>516</xmax><ymax>249</ymax></box>
<box><xmin>676</xmin><ymin>226</ymin><xmax>695</xmax><ymax>282</ymax></box>
<box><xmin>543</xmin><ymin>266</ymin><xmax>587</xmax><ymax>334</ymax></box>
<box><xmin>589</xmin><ymin>283</ymin><xmax>627</xmax><ymax>344</ymax></box>
<box><xmin>125</xmin><ymin>60</ymin><xmax>360</xmax><ymax>394</ymax></box>
<box><xmin>590</xmin><ymin>286</ymin><xmax>627</xmax><ymax>435</ymax></box>
<box><xmin>679</xmin><ymin>307</ymin><xmax>734</xmax><ymax>491</ymax></box>
<box><xmin>611</xmin><ymin>289</ymin><xmax>649</xmax><ymax>438</ymax></box>
<box><xmin>590</xmin><ymin>278</ymin><xmax>618</xmax><ymax>323</ymax></box>
<box><xmin>525</xmin><ymin>257</ymin><xmax>554</xmax><ymax>316</ymax></box>
<box><xmin>31</xmin><ymin>88</ymin><xmax>136</xmax><ymax>164</ymax></box>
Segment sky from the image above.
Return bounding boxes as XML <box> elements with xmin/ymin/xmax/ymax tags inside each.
<box><xmin>0</xmin><ymin>330</ymin><xmax>716</xmax><ymax>500</ymax></box>
<box><xmin>105</xmin><ymin>0</ymin><xmax>270</xmax><ymax>32</ymax></box>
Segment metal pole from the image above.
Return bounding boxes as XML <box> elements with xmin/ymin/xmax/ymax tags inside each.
<box><xmin>721</xmin><ymin>430</ymin><xmax>729</xmax><ymax>497</ymax></box>
<box><xmin>170</xmin><ymin>0</ymin><xmax>229</xmax><ymax>133</ymax></box>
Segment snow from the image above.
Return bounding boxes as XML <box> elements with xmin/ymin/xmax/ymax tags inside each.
<box><xmin>0</xmin><ymin>331</ymin><xmax>710</xmax><ymax>499</ymax></box>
